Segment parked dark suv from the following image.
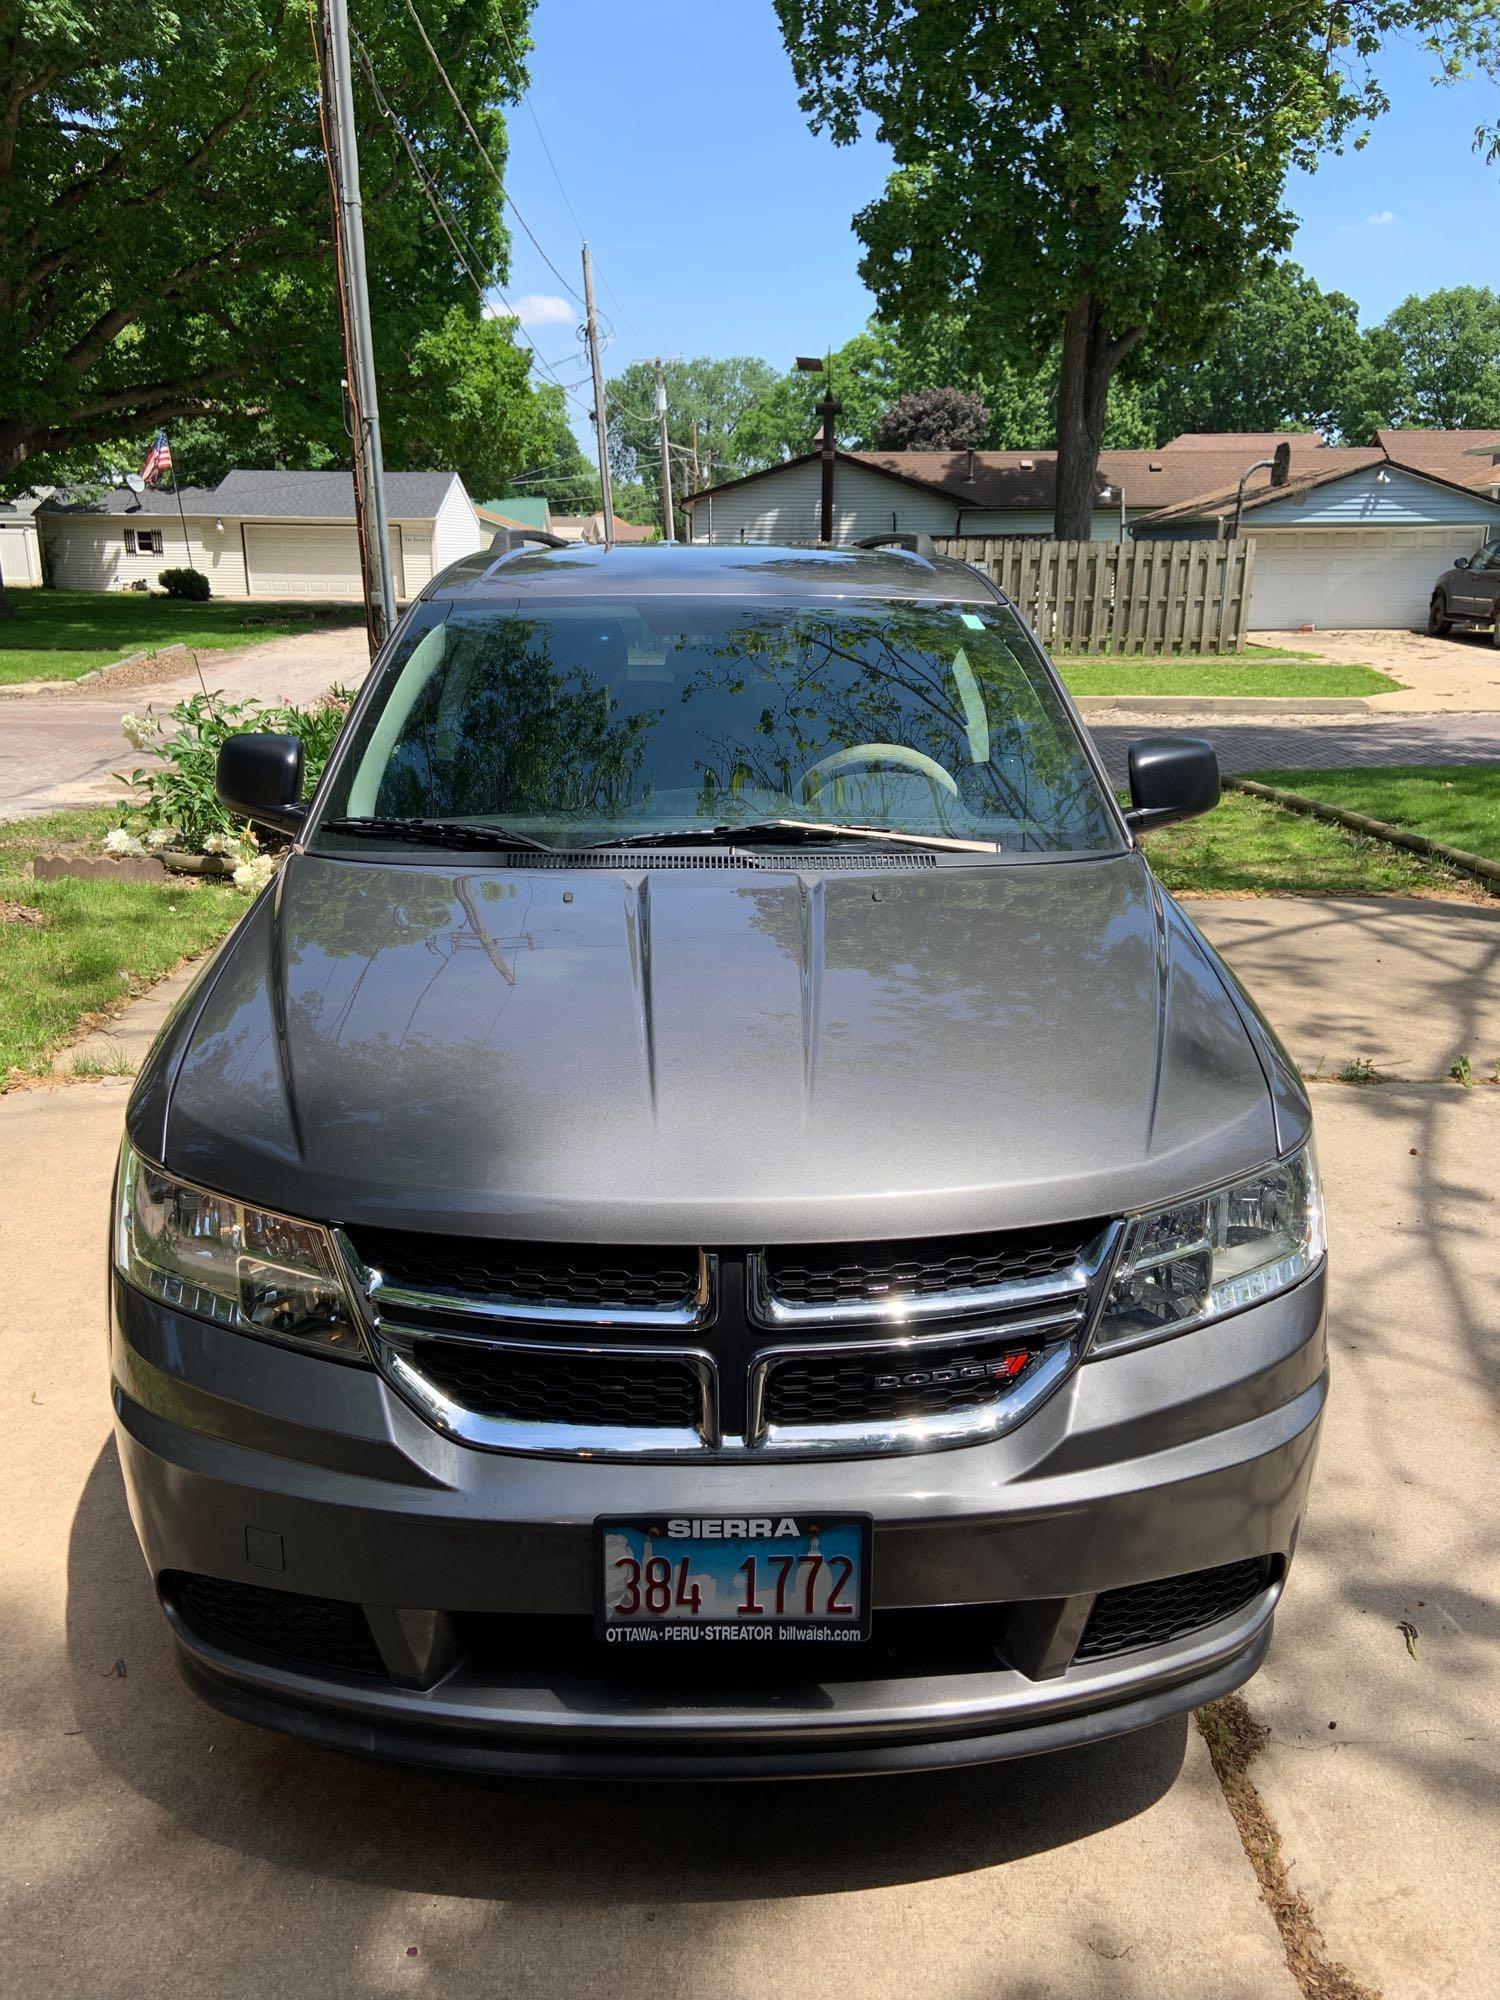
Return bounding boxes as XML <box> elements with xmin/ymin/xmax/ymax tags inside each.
<box><xmin>112</xmin><ymin>540</ymin><xmax>1327</xmax><ymax>1777</ymax></box>
<box><xmin>1429</xmin><ymin>538</ymin><xmax>1500</xmax><ymax>641</ymax></box>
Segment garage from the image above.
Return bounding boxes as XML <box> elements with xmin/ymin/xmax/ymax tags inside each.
<box><xmin>244</xmin><ymin>522</ymin><xmax>404</xmax><ymax>599</ymax></box>
<box><xmin>1249</xmin><ymin>527</ymin><xmax>1482</xmax><ymax>630</ymax></box>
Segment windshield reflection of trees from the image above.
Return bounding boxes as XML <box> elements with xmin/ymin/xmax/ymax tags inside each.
<box><xmin>349</xmin><ymin>606</ymin><xmax>1115</xmax><ymax>852</ymax></box>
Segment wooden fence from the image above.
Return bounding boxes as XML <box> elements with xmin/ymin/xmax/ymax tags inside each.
<box><xmin>934</xmin><ymin>536</ymin><xmax>1256</xmax><ymax>654</ymax></box>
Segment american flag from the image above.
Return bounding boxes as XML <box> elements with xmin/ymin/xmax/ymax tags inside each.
<box><xmin>140</xmin><ymin>429</ymin><xmax>173</xmax><ymax>486</ymax></box>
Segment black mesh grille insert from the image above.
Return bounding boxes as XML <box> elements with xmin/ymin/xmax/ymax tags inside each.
<box><xmin>1075</xmin><ymin>1559</ymin><xmax>1268</xmax><ymax>1661</ymax></box>
<box><xmin>762</xmin><ymin>1336</ymin><xmax>1040</xmax><ymax>1429</ymax></box>
<box><xmin>166</xmin><ymin>1571</ymin><xmax>385</xmax><ymax>1677</ymax></box>
<box><xmin>347</xmin><ymin>1227</ymin><xmax>701</xmax><ymax>1315</ymax></box>
<box><xmin>405</xmin><ymin>1338</ymin><xmax>702</xmax><ymax>1430</ymax></box>
<box><xmin>764</xmin><ymin>1221</ymin><xmax>1105</xmax><ymax>1312</ymax></box>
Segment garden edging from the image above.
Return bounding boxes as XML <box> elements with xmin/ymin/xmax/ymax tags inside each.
<box><xmin>1226</xmin><ymin>775</ymin><xmax>1500</xmax><ymax>892</ymax></box>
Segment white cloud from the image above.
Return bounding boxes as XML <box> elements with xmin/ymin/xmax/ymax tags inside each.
<box><xmin>1366</xmin><ymin>209</ymin><xmax>1396</xmax><ymax>226</ymax></box>
<box><xmin>504</xmin><ymin>292</ymin><xmax>575</xmax><ymax>328</ymax></box>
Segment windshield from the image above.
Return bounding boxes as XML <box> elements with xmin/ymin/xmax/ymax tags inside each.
<box><xmin>312</xmin><ymin>596</ymin><xmax>1123</xmax><ymax>856</ymax></box>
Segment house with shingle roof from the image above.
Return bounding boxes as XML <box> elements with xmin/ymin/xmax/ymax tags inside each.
<box><xmin>681</xmin><ymin>430</ymin><xmax>1500</xmax><ymax>630</ymax></box>
<box><xmin>36</xmin><ymin>469</ymin><xmax>483</xmax><ymax>600</ymax></box>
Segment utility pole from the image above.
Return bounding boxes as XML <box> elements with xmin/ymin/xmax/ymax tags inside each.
<box><xmin>654</xmin><ymin>359</ymin><xmax>675</xmax><ymax>543</ymax></box>
<box><xmin>317</xmin><ymin>0</ymin><xmax>396</xmax><ymax>654</ymax></box>
<box><xmin>691</xmin><ymin>419</ymin><xmax>701</xmax><ymax>494</ymax></box>
<box><xmin>582</xmin><ymin>244</ymin><xmax>615</xmax><ymax>549</ymax></box>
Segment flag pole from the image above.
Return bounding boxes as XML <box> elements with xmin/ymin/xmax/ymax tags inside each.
<box><xmin>167</xmin><ymin>438</ymin><xmax>193</xmax><ymax>572</ymax></box>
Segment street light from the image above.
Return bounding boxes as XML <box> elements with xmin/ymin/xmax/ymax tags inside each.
<box><xmin>1099</xmin><ymin>483</ymin><xmax>1127</xmax><ymax>545</ymax></box>
<box><xmin>797</xmin><ymin>352</ymin><xmax>842</xmax><ymax>541</ymax></box>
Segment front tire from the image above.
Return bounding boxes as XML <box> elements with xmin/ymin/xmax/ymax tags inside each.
<box><xmin>1428</xmin><ymin>594</ymin><xmax>1452</xmax><ymax>637</ymax></box>
<box><xmin>1491</xmin><ymin>603</ymin><xmax>1500</xmax><ymax>649</ymax></box>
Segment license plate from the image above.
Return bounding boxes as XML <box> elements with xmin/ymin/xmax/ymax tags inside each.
<box><xmin>596</xmin><ymin>1514</ymin><xmax>871</xmax><ymax>1645</ymax></box>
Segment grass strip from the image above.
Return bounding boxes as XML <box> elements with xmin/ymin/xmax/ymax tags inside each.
<box><xmin>1230</xmin><ymin>774</ymin><xmax>1500</xmax><ymax>892</ymax></box>
<box><xmin>1246</xmin><ymin>766</ymin><xmax>1500</xmax><ymax>865</ymax></box>
<box><xmin>1140</xmin><ymin>788</ymin><xmax>1481</xmax><ymax>899</ymax></box>
<box><xmin>0</xmin><ymin>589</ymin><xmax>362</xmax><ymax>686</ymax></box>
<box><xmin>0</xmin><ymin>809</ymin><xmax>243</xmax><ymax>1083</ymax></box>
<box><xmin>1058</xmin><ymin>657</ymin><xmax>1399</xmax><ymax>698</ymax></box>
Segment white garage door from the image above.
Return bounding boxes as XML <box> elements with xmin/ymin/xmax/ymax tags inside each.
<box><xmin>1249</xmin><ymin>527</ymin><xmax>1482</xmax><ymax>630</ymax></box>
<box><xmin>245</xmin><ymin>523</ymin><xmax>403</xmax><ymax>599</ymax></box>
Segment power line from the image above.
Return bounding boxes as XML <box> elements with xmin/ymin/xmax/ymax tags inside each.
<box><xmin>354</xmin><ymin>34</ymin><xmax>592</xmax><ymax>418</ymax></box>
<box><xmin>400</xmin><ymin>0</ymin><xmax>586</xmax><ymax>309</ymax></box>
<box><xmin>486</xmin><ymin>4</ymin><xmax>647</xmax><ymax>348</ymax></box>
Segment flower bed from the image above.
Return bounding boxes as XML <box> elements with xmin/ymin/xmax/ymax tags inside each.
<box><xmin>110</xmin><ymin>685</ymin><xmax>354</xmax><ymax>892</ymax></box>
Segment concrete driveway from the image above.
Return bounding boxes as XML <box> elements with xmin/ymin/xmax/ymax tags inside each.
<box><xmin>2</xmin><ymin>896</ymin><xmax>1496</xmax><ymax>1999</ymax></box>
<box><xmin>0</xmin><ymin>626</ymin><xmax>371</xmax><ymax>818</ymax></box>
<box><xmin>1248</xmin><ymin>626</ymin><xmax>1500</xmax><ymax>713</ymax></box>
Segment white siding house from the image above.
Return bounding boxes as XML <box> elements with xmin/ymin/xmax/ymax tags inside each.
<box><xmin>37</xmin><ymin>470</ymin><xmax>483</xmax><ymax>599</ymax></box>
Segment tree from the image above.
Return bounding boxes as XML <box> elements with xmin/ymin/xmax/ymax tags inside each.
<box><xmin>775</xmin><ymin>0</ymin><xmax>1458</xmax><ymax>536</ymax></box>
<box><xmin>874</xmin><ymin>387</ymin><xmax>989</xmax><ymax>452</ymax></box>
<box><xmin>0</xmin><ymin>0</ymin><xmax>553</xmax><ymax>510</ymax></box>
<box><xmin>607</xmin><ymin>356</ymin><xmax>781</xmax><ymax>524</ymax></box>
<box><xmin>1378</xmin><ymin>288</ymin><xmax>1500</xmax><ymax>429</ymax></box>
<box><xmin>1126</xmin><ymin>263</ymin><xmax>1397</xmax><ymax>444</ymax></box>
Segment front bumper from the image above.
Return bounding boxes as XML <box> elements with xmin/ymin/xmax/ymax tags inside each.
<box><xmin>112</xmin><ymin>1269</ymin><xmax>1326</xmax><ymax>1777</ymax></box>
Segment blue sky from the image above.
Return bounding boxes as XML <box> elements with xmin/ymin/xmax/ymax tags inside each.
<box><xmin>499</xmin><ymin>2</ymin><xmax>1499</xmax><ymax>438</ymax></box>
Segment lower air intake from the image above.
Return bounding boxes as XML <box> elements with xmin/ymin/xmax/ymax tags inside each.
<box><xmin>165</xmin><ymin>1571</ymin><xmax>385</xmax><ymax>1677</ymax></box>
<box><xmin>1075</xmin><ymin>1558</ymin><xmax>1269</xmax><ymax>1661</ymax></box>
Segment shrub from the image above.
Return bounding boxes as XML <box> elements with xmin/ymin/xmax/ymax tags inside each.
<box><xmin>158</xmin><ymin>566</ymin><xmax>211</xmax><ymax>600</ymax></box>
<box><xmin>116</xmin><ymin>685</ymin><xmax>357</xmax><ymax>857</ymax></box>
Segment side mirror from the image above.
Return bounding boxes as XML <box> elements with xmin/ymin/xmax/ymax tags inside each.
<box><xmin>216</xmin><ymin>732</ymin><xmax>306</xmax><ymax>835</ymax></box>
<box><xmin>1123</xmin><ymin>734</ymin><xmax>1220</xmax><ymax>834</ymax></box>
<box><xmin>1453</xmin><ymin>555</ymin><xmax>1471</xmax><ymax>570</ymax></box>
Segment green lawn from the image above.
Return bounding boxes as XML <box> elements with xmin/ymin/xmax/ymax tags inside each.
<box><xmin>1059</xmin><ymin>651</ymin><xmax>1401</xmax><ymax>698</ymax></box>
<box><xmin>1141</xmin><ymin>788</ymin><xmax>1482</xmax><ymax>898</ymax></box>
<box><xmin>1246</xmin><ymin>765</ymin><xmax>1500</xmax><ymax>863</ymax></box>
<box><xmin>0</xmin><ymin>589</ymin><xmax>363</xmax><ymax>686</ymax></box>
<box><xmin>0</xmin><ymin>810</ymin><xmax>244</xmax><ymax>1082</ymax></box>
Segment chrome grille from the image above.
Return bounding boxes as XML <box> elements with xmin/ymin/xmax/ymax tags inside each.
<box><xmin>337</xmin><ymin>1221</ymin><xmax>1121</xmax><ymax>1460</ymax></box>
<box><xmin>341</xmin><ymin>1227</ymin><xmax>710</xmax><ymax>1324</ymax></box>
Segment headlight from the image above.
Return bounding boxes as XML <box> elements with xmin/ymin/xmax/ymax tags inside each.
<box><xmin>113</xmin><ymin>1140</ymin><xmax>366</xmax><ymax>1360</ymax></box>
<box><xmin>1095</xmin><ymin>1144</ymin><xmax>1324</xmax><ymax>1353</ymax></box>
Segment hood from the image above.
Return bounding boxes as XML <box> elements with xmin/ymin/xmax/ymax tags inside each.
<box><xmin>146</xmin><ymin>850</ymin><xmax>1281</xmax><ymax>1243</ymax></box>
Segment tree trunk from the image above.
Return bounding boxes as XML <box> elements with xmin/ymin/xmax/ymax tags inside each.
<box><xmin>1054</xmin><ymin>295</ymin><xmax>1141</xmax><ymax>540</ymax></box>
<box><xmin>0</xmin><ymin>581</ymin><xmax>15</xmax><ymax>621</ymax></box>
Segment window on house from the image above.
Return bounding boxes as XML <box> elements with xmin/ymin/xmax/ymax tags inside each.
<box><xmin>125</xmin><ymin>528</ymin><xmax>164</xmax><ymax>556</ymax></box>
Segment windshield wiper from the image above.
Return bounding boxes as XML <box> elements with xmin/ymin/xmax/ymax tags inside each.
<box><xmin>587</xmin><ymin>818</ymin><xmax>998</xmax><ymax>854</ymax></box>
<box><xmin>322</xmin><ymin>815</ymin><xmax>556</xmax><ymax>855</ymax></box>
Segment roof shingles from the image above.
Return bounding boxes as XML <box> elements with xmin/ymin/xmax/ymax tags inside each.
<box><xmin>40</xmin><ymin>469</ymin><xmax>461</xmax><ymax>521</ymax></box>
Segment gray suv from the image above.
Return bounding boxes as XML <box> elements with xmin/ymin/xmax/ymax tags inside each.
<box><xmin>112</xmin><ymin>541</ymin><xmax>1327</xmax><ymax>1777</ymax></box>
<box><xmin>1429</xmin><ymin>538</ymin><xmax>1500</xmax><ymax>641</ymax></box>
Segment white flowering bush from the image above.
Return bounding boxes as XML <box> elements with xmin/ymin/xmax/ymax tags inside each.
<box><xmin>232</xmin><ymin>853</ymin><xmax>278</xmax><ymax>895</ymax></box>
<box><xmin>104</xmin><ymin>828</ymin><xmax>145</xmax><ymax>856</ymax></box>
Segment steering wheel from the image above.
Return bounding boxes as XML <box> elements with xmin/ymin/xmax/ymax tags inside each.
<box><xmin>799</xmin><ymin>742</ymin><xmax>959</xmax><ymax>810</ymax></box>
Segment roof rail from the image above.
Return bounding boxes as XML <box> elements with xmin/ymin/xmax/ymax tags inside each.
<box><xmin>488</xmin><ymin>527</ymin><xmax>569</xmax><ymax>553</ymax></box>
<box><xmin>854</xmin><ymin>531</ymin><xmax>938</xmax><ymax>559</ymax></box>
